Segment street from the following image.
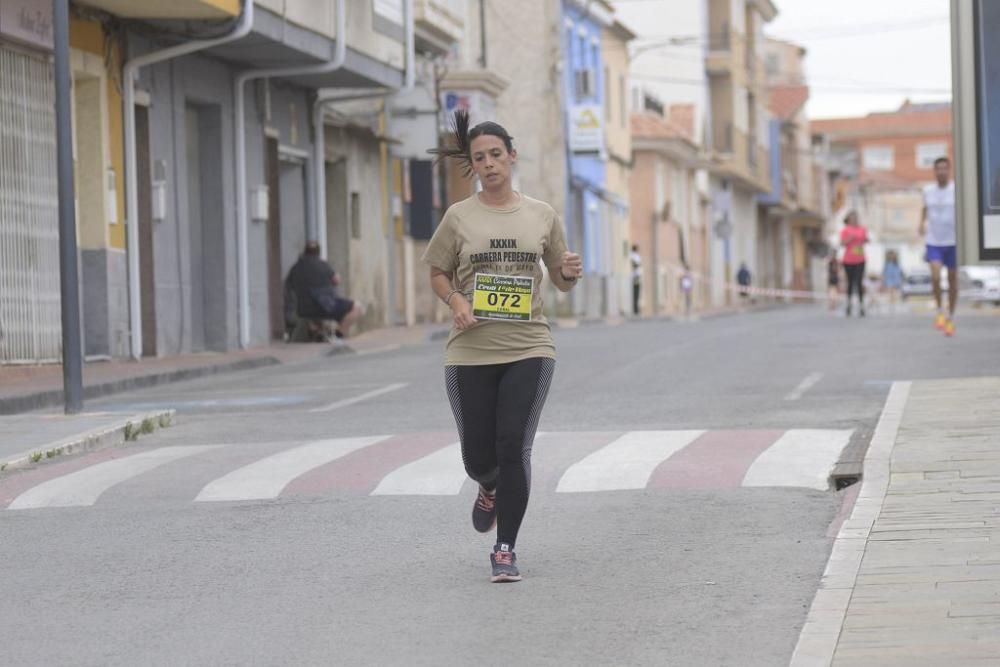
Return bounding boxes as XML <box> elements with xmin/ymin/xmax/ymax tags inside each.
<box><xmin>2</xmin><ymin>305</ymin><xmax>1000</xmax><ymax>666</ymax></box>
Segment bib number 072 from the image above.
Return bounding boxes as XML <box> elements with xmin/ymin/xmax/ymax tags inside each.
<box><xmin>486</xmin><ymin>292</ymin><xmax>522</xmax><ymax>309</ymax></box>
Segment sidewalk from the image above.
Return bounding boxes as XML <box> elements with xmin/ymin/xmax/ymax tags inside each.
<box><xmin>793</xmin><ymin>377</ymin><xmax>1000</xmax><ymax>666</ymax></box>
<box><xmin>0</xmin><ymin>322</ymin><xmax>450</xmax><ymax>415</ymax></box>
<box><xmin>0</xmin><ymin>323</ymin><xmax>447</xmax><ymax>470</ymax></box>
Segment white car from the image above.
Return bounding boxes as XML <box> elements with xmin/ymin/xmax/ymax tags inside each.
<box><xmin>901</xmin><ymin>268</ymin><xmax>943</xmax><ymax>299</ymax></box>
<box><xmin>962</xmin><ymin>265</ymin><xmax>1000</xmax><ymax>305</ymax></box>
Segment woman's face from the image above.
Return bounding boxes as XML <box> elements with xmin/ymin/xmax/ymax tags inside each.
<box><xmin>846</xmin><ymin>213</ymin><xmax>858</xmax><ymax>226</ymax></box>
<box><xmin>470</xmin><ymin>134</ymin><xmax>516</xmax><ymax>190</ymax></box>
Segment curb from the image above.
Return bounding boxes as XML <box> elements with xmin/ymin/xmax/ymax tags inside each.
<box><xmin>0</xmin><ymin>409</ymin><xmax>177</xmax><ymax>475</ymax></box>
<box><xmin>789</xmin><ymin>381</ymin><xmax>912</xmax><ymax>666</ymax></box>
<box><xmin>0</xmin><ymin>357</ymin><xmax>280</xmax><ymax>416</ymax></box>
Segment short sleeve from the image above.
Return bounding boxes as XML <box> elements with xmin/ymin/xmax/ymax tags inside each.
<box><xmin>421</xmin><ymin>208</ymin><xmax>459</xmax><ymax>272</ymax></box>
<box><xmin>542</xmin><ymin>208</ymin><xmax>568</xmax><ymax>271</ymax></box>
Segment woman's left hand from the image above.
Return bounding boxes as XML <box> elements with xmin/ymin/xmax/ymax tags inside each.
<box><xmin>561</xmin><ymin>251</ymin><xmax>583</xmax><ymax>280</ymax></box>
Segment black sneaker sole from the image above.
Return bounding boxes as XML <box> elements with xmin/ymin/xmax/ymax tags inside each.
<box><xmin>473</xmin><ymin>517</ymin><xmax>497</xmax><ymax>534</ymax></box>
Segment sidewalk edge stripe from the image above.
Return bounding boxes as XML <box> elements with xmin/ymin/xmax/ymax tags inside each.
<box><xmin>788</xmin><ymin>381</ymin><xmax>911</xmax><ymax>667</ymax></box>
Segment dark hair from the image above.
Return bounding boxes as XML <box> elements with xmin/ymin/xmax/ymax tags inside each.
<box><xmin>304</xmin><ymin>240</ymin><xmax>321</xmax><ymax>256</ymax></box>
<box><xmin>428</xmin><ymin>110</ymin><xmax>514</xmax><ymax>177</ymax></box>
<box><xmin>845</xmin><ymin>209</ymin><xmax>859</xmax><ymax>225</ymax></box>
<box><xmin>934</xmin><ymin>156</ymin><xmax>950</xmax><ymax>168</ymax></box>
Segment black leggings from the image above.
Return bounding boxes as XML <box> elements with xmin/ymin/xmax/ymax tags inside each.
<box><xmin>844</xmin><ymin>262</ymin><xmax>865</xmax><ymax>303</ymax></box>
<box><xmin>445</xmin><ymin>357</ymin><xmax>555</xmax><ymax>548</ymax></box>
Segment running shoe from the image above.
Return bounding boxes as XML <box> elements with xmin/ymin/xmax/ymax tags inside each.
<box><xmin>472</xmin><ymin>486</ymin><xmax>497</xmax><ymax>533</ymax></box>
<box><xmin>491</xmin><ymin>543</ymin><xmax>521</xmax><ymax>583</ymax></box>
<box><xmin>935</xmin><ymin>313</ymin><xmax>947</xmax><ymax>330</ymax></box>
<box><xmin>944</xmin><ymin>319</ymin><xmax>956</xmax><ymax>337</ymax></box>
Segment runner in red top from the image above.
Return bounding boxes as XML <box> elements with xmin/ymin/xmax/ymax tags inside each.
<box><xmin>839</xmin><ymin>211</ymin><xmax>869</xmax><ymax>317</ymax></box>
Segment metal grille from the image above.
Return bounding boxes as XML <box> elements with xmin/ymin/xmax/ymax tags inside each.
<box><xmin>0</xmin><ymin>45</ymin><xmax>61</xmax><ymax>364</ymax></box>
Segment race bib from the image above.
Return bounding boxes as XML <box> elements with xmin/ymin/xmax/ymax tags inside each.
<box><xmin>472</xmin><ymin>273</ymin><xmax>533</xmax><ymax>321</ymax></box>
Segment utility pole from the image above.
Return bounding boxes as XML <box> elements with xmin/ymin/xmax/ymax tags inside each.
<box><xmin>53</xmin><ymin>0</ymin><xmax>84</xmax><ymax>414</ymax></box>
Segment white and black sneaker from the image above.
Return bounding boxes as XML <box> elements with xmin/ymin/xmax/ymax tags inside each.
<box><xmin>490</xmin><ymin>543</ymin><xmax>521</xmax><ymax>583</ymax></box>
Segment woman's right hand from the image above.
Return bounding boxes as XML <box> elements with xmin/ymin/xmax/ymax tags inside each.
<box><xmin>450</xmin><ymin>294</ymin><xmax>476</xmax><ymax>330</ymax></box>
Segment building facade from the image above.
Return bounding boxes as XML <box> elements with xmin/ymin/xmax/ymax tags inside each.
<box><xmin>705</xmin><ymin>0</ymin><xmax>777</xmax><ymax>303</ymax></box>
<box><xmin>813</xmin><ymin>102</ymin><xmax>953</xmax><ymax>273</ymax></box>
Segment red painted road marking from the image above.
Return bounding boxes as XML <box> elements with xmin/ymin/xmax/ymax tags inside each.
<box><xmin>283</xmin><ymin>432</ymin><xmax>457</xmax><ymax>496</ymax></box>
<box><xmin>647</xmin><ymin>430</ymin><xmax>784</xmax><ymax>489</ymax></box>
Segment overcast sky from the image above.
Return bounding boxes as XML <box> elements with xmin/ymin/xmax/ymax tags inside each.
<box><xmin>611</xmin><ymin>0</ymin><xmax>953</xmax><ymax>121</ymax></box>
<box><xmin>765</xmin><ymin>0</ymin><xmax>952</xmax><ymax>119</ymax></box>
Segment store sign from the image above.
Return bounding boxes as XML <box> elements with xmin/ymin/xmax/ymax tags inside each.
<box><xmin>440</xmin><ymin>89</ymin><xmax>497</xmax><ymax>127</ymax></box>
<box><xmin>0</xmin><ymin>0</ymin><xmax>53</xmax><ymax>51</ymax></box>
<box><xmin>976</xmin><ymin>0</ymin><xmax>1000</xmax><ymax>258</ymax></box>
<box><xmin>568</xmin><ymin>104</ymin><xmax>603</xmax><ymax>153</ymax></box>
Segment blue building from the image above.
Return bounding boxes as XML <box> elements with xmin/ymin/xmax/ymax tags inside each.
<box><xmin>561</xmin><ymin>0</ymin><xmax>615</xmax><ymax>315</ymax></box>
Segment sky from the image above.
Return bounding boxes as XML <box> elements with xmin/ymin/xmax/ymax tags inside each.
<box><xmin>767</xmin><ymin>0</ymin><xmax>952</xmax><ymax>119</ymax></box>
<box><xmin>611</xmin><ymin>0</ymin><xmax>953</xmax><ymax>121</ymax></box>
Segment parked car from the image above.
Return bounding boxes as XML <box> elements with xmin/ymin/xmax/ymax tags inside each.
<box><xmin>901</xmin><ymin>268</ymin><xmax>939</xmax><ymax>299</ymax></box>
<box><xmin>902</xmin><ymin>267</ymin><xmax>985</xmax><ymax>301</ymax></box>
<box><xmin>962</xmin><ymin>265</ymin><xmax>1000</xmax><ymax>305</ymax></box>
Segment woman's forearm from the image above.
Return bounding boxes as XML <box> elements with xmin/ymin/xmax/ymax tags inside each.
<box><xmin>430</xmin><ymin>269</ymin><xmax>456</xmax><ymax>304</ymax></box>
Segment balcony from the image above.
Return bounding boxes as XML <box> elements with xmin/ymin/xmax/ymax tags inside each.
<box><xmin>75</xmin><ymin>0</ymin><xmax>237</xmax><ymax>19</ymax></box>
<box><xmin>415</xmin><ymin>0</ymin><xmax>464</xmax><ymax>51</ymax></box>
<box><xmin>706</xmin><ymin>21</ymin><xmax>732</xmax><ymax>75</ymax></box>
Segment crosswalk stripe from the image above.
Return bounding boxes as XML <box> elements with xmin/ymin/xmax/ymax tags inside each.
<box><xmin>741</xmin><ymin>429</ymin><xmax>853</xmax><ymax>490</ymax></box>
<box><xmin>648</xmin><ymin>430</ymin><xmax>784</xmax><ymax>489</ymax></box>
<box><xmin>370</xmin><ymin>442</ymin><xmax>466</xmax><ymax>496</ymax></box>
<box><xmin>556</xmin><ymin>430</ymin><xmax>705</xmax><ymax>493</ymax></box>
<box><xmin>195</xmin><ymin>436</ymin><xmax>390</xmax><ymax>502</ymax></box>
<box><xmin>7</xmin><ymin>446</ymin><xmax>218</xmax><ymax>510</ymax></box>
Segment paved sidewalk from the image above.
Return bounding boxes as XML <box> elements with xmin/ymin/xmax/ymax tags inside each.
<box><xmin>793</xmin><ymin>377</ymin><xmax>1000</xmax><ymax>666</ymax></box>
<box><xmin>0</xmin><ymin>322</ymin><xmax>450</xmax><ymax>415</ymax></box>
<box><xmin>0</xmin><ymin>410</ymin><xmax>174</xmax><ymax>472</ymax></box>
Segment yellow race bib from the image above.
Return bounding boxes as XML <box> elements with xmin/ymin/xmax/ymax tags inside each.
<box><xmin>472</xmin><ymin>273</ymin><xmax>533</xmax><ymax>321</ymax></box>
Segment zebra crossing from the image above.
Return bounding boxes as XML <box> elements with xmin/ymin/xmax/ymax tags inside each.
<box><xmin>0</xmin><ymin>429</ymin><xmax>853</xmax><ymax>511</ymax></box>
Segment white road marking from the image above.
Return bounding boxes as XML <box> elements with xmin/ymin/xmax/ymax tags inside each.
<box><xmin>308</xmin><ymin>382</ymin><xmax>408</xmax><ymax>413</ymax></box>
<box><xmin>556</xmin><ymin>431</ymin><xmax>705</xmax><ymax>493</ymax></box>
<box><xmin>784</xmin><ymin>372</ymin><xmax>824</xmax><ymax>401</ymax></box>
<box><xmin>8</xmin><ymin>446</ymin><xmax>219</xmax><ymax>510</ymax></box>
<box><xmin>355</xmin><ymin>344</ymin><xmax>403</xmax><ymax>356</ymax></box>
<box><xmin>741</xmin><ymin>429</ymin><xmax>853</xmax><ymax>490</ymax></box>
<box><xmin>371</xmin><ymin>443</ymin><xmax>466</xmax><ymax>496</ymax></box>
<box><xmin>195</xmin><ymin>436</ymin><xmax>390</xmax><ymax>502</ymax></box>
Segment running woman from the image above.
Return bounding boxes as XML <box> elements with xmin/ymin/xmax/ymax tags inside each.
<box><xmin>840</xmin><ymin>211</ymin><xmax>868</xmax><ymax>317</ymax></box>
<box><xmin>423</xmin><ymin>111</ymin><xmax>583</xmax><ymax>583</ymax></box>
<box><xmin>920</xmin><ymin>156</ymin><xmax>958</xmax><ymax>336</ymax></box>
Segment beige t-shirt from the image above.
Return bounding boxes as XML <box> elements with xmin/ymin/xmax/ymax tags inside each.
<box><xmin>422</xmin><ymin>193</ymin><xmax>568</xmax><ymax>366</ymax></box>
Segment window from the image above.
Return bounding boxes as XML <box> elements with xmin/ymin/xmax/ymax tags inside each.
<box><xmin>619</xmin><ymin>75</ymin><xmax>626</xmax><ymax>128</ymax></box>
<box><xmin>575</xmin><ymin>68</ymin><xmax>595</xmax><ymax>99</ymax></box>
<box><xmin>350</xmin><ymin>192</ymin><xmax>361</xmax><ymax>239</ymax></box>
<box><xmin>604</xmin><ymin>67</ymin><xmax>610</xmax><ymax>121</ymax></box>
<box><xmin>765</xmin><ymin>53</ymin><xmax>780</xmax><ymax>78</ymax></box>
<box><xmin>863</xmin><ymin>145</ymin><xmax>895</xmax><ymax>171</ymax></box>
<box><xmin>916</xmin><ymin>142</ymin><xmax>948</xmax><ymax>169</ymax></box>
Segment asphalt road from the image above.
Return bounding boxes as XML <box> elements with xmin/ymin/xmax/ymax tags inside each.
<box><xmin>2</xmin><ymin>303</ymin><xmax>999</xmax><ymax>666</ymax></box>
